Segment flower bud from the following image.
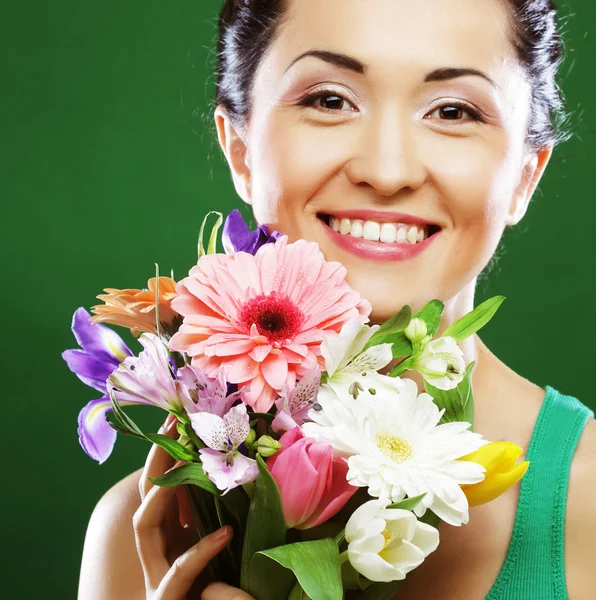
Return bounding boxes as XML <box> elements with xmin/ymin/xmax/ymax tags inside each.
<box><xmin>405</xmin><ymin>318</ymin><xmax>428</xmax><ymax>343</ymax></box>
<box><xmin>244</xmin><ymin>428</ymin><xmax>257</xmax><ymax>449</ymax></box>
<box><xmin>267</xmin><ymin>427</ymin><xmax>356</xmax><ymax>529</ymax></box>
<box><xmin>459</xmin><ymin>441</ymin><xmax>530</xmax><ymax>506</ymax></box>
<box><xmin>256</xmin><ymin>435</ymin><xmax>282</xmax><ymax>457</ymax></box>
<box><xmin>176</xmin><ymin>422</ymin><xmax>186</xmax><ymax>438</ymax></box>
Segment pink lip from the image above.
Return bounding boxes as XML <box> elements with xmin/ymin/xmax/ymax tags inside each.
<box><xmin>320</xmin><ymin>218</ymin><xmax>440</xmax><ymax>262</ymax></box>
<box><xmin>322</xmin><ymin>209</ymin><xmax>439</xmax><ymax>227</ymax></box>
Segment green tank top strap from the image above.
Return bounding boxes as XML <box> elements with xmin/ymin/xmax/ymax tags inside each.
<box><xmin>485</xmin><ymin>386</ymin><xmax>594</xmax><ymax>600</ymax></box>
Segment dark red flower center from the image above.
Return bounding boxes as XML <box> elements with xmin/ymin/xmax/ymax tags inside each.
<box><xmin>238</xmin><ymin>292</ymin><xmax>305</xmax><ymax>344</ymax></box>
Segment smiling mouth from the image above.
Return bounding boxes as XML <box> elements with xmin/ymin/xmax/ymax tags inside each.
<box><xmin>317</xmin><ymin>213</ymin><xmax>442</xmax><ymax>245</ymax></box>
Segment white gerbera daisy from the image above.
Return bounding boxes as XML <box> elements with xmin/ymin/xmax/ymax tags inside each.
<box><xmin>302</xmin><ymin>377</ymin><xmax>487</xmax><ymax>526</ymax></box>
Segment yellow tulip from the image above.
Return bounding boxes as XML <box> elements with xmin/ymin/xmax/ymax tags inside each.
<box><xmin>459</xmin><ymin>442</ymin><xmax>530</xmax><ymax>506</ymax></box>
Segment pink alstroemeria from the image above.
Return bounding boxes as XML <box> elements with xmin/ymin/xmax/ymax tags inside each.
<box><xmin>107</xmin><ymin>333</ymin><xmax>187</xmax><ymax>413</ymax></box>
<box><xmin>272</xmin><ymin>364</ymin><xmax>322</xmax><ymax>434</ymax></box>
<box><xmin>108</xmin><ymin>333</ymin><xmax>239</xmax><ymax>419</ymax></box>
<box><xmin>176</xmin><ymin>365</ymin><xmax>239</xmax><ymax>417</ymax></box>
<box><xmin>169</xmin><ymin>237</ymin><xmax>371</xmax><ymax>412</ymax></box>
<box><xmin>267</xmin><ymin>427</ymin><xmax>357</xmax><ymax>529</ymax></box>
<box><xmin>189</xmin><ymin>404</ymin><xmax>258</xmax><ymax>494</ymax></box>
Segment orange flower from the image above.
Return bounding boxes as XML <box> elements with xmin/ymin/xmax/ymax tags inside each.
<box><xmin>91</xmin><ymin>277</ymin><xmax>179</xmax><ymax>337</ymax></box>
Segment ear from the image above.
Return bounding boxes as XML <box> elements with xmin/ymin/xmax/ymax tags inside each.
<box><xmin>505</xmin><ymin>146</ymin><xmax>553</xmax><ymax>226</ymax></box>
<box><xmin>214</xmin><ymin>105</ymin><xmax>252</xmax><ymax>205</ymax></box>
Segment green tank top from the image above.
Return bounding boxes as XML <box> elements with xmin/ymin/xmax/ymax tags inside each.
<box><xmin>485</xmin><ymin>386</ymin><xmax>594</xmax><ymax>599</ymax></box>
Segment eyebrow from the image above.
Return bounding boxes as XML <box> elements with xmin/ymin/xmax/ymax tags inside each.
<box><xmin>284</xmin><ymin>49</ymin><xmax>499</xmax><ymax>89</ymax></box>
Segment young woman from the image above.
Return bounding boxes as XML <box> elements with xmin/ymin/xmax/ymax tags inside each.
<box><xmin>78</xmin><ymin>0</ymin><xmax>596</xmax><ymax>598</ymax></box>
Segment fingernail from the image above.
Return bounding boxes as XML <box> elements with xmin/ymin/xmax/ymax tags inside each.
<box><xmin>213</xmin><ymin>526</ymin><xmax>232</xmax><ymax>541</ymax></box>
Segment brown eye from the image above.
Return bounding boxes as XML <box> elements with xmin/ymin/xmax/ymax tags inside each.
<box><xmin>428</xmin><ymin>102</ymin><xmax>483</xmax><ymax>123</ymax></box>
<box><xmin>298</xmin><ymin>89</ymin><xmax>357</xmax><ymax>113</ymax></box>
<box><xmin>319</xmin><ymin>95</ymin><xmax>346</xmax><ymax>110</ymax></box>
<box><xmin>440</xmin><ymin>106</ymin><xmax>464</xmax><ymax>120</ymax></box>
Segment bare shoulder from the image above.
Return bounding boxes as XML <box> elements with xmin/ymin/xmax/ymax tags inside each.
<box><xmin>566</xmin><ymin>417</ymin><xmax>596</xmax><ymax>600</ymax></box>
<box><xmin>78</xmin><ymin>468</ymin><xmax>145</xmax><ymax>600</ymax></box>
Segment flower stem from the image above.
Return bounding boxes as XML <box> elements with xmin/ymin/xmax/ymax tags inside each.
<box><xmin>334</xmin><ymin>529</ymin><xmax>345</xmax><ymax>546</ymax></box>
<box><xmin>339</xmin><ymin>550</ymin><xmax>349</xmax><ymax>564</ymax></box>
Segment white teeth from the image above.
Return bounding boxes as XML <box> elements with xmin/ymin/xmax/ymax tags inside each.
<box><xmin>328</xmin><ymin>216</ymin><xmax>430</xmax><ymax>244</ymax></box>
<box><xmin>350</xmin><ymin>220</ymin><xmax>364</xmax><ymax>238</ymax></box>
<box><xmin>407</xmin><ymin>226</ymin><xmax>418</xmax><ymax>244</ymax></box>
<box><xmin>380</xmin><ymin>223</ymin><xmax>397</xmax><ymax>243</ymax></box>
<box><xmin>339</xmin><ymin>218</ymin><xmax>351</xmax><ymax>235</ymax></box>
<box><xmin>363</xmin><ymin>221</ymin><xmax>381</xmax><ymax>241</ymax></box>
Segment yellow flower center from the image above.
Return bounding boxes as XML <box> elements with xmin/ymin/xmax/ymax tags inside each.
<box><xmin>381</xmin><ymin>528</ymin><xmax>394</xmax><ymax>551</ymax></box>
<box><xmin>376</xmin><ymin>434</ymin><xmax>413</xmax><ymax>463</ymax></box>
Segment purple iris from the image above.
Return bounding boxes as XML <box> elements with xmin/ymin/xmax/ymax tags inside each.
<box><xmin>222</xmin><ymin>209</ymin><xmax>282</xmax><ymax>256</ymax></box>
<box><xmin>62</xmin><ymin>308</ymin><xmax>133</xmax><ymax>464</ymax></box>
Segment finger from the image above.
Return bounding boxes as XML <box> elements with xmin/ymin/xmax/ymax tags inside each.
<box><xmin>201</xmin><ymin>582</ymin><xmax>255</xmax><ymax>599</ymax></box>
<box><xmin>139</xmin><ymin>413</ymin><xmax>179</xmax><ymax>499</ymax></box>
<box><xmin>176</xmin><ymin>486</ymin><xmax>194</xmax><ymax>529</ymax></box>
<box><xmin>133</xmin><ymin>470</ymin><xmax>186</xmax><ymax>591</ymax></box>
<box><xmin>157</xmin><ymin>526</ymin><xmax>234</xmax><ymax>600</ymax></box>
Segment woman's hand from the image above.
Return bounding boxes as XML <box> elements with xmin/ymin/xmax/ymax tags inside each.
<box><xmin>135</xmin><ymin>413</ymin><xmax>254</xmax><ymax>599</ymax></box>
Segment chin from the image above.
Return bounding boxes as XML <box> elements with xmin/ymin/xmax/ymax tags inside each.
<box><xmin>344</xmin><ymin>269</ymin><xmax>437</xmax><ymax>324</ymax></box>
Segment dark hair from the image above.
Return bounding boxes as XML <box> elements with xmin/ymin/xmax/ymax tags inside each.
<box><xmin>215</xmin><ymin>0</ymin><xmax>572</xmax><ymax>150</ymax></box>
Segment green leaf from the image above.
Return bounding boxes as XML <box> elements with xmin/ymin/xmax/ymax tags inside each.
<box><xmin>109</xmin><ymin>389</ymin><xmax>145</xmax><ymax>438</ymax></box>
<box><xmin>425</xmin><ymin>362</ymin><xmax>476</xmax><ymax>429</ymax></box>
<box><xmin>242</xmin><ymin>455</ymin><xmax>287</xmax><ymax>594</ymax></box>
<box><xmin>363</xmin><ymin>306</ymin><xmax>412</xmax><ymax>349</ymax></box>
<box><xmin>387</xmin><ymin>493</ymin><xmax>427</xmax><ymax>511</ymax></box>
<box><xmin>144</xmin><ymin>432</ymin><xmax>201</xmax><ymax>462</ymax></box>
<box><xmin>368</xmin><ymin>300</ymin><xmax>445</xmax><ymax>361</ymax></box>
<box><xmin>442</xmin><ymin>296</ymin><xmax>505</xmax><ymax>342</ymax></box>
<box><xmin>388</xmin><ymin>356</ymin><xmax>413</xmax><ymax>378</ymax></box>
<box><xmin>220</xmin><ymin>485</ymin><xmax>250</xmax><ymax>526</ymax></box>
<box><xmin>342</xmin><ymin>561</ymin><xmax>371</xmax><ymax>591</ymax></box>
<box><xmin>198</xmin><ymin>211</ymin><xmax>223</xmax><ymax>258</ymax></box>
<box><xmin>109</xmin><ymin>391</ymin><xmax>201</xmax><ymax>461</ymax></box>
<box><xmin>458</xmin><ymin>362</ymin><xmax>475</xmax><ymax>426</ymax></box>
<box><xmin>387</xmin><ymin>334</ymin><xmax>414</xmax><ymax>359</ymax></box>
<box><xmin>149</xmin><ymin>463</ymin><xmax>219</xmax><ymax>495</ymax></box>
<box><xmin>288</xmin><ymin>582</ymin><xmax>308</xmax><ymax>600</ymax></box>
<box><xmin>420</xmin><ymin>509</ymin><xmax>442</xmax><ymax>528</ymax></box>
<box><xmin>106</xmin><ymin>417</ymin><xmax>146</xmax><ymax>440</ymax></box>
<box><xmin>254</xmin><ymin>539</ymin><xmax>342</xmax><ymax>600</ymax></box>
<box><xmin>413</xmin><ymin>299</ymin><xmax>445</xmax><ymax>337</ymax></box>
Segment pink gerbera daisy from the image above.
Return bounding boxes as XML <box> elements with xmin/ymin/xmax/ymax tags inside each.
<box><xmin>169</xmin><ymin>236</ymin><xmax>371</xmax><ymax>412</ymax></box>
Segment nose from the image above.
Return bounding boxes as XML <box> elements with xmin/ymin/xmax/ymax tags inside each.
<box><xmin>344</xmin><ymin>110</ymin><xmax>427</xmax><ymax>197</ymax></box>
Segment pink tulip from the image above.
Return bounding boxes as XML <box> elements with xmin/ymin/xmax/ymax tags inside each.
<box><xmin>267</xmin><ymin>427</ymin><xmax>357</xmax><ymax>530</ymax></box>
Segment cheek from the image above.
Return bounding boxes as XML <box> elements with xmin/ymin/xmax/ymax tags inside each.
<box><xmin>248</xmin><ymin>113</ymin><xmax>349</xmax><ymax>228</ymax></box>
<box><xmin>427</xmin><ymin>133</ymin><xmax>513</xmax><ymax>240</ymax></box>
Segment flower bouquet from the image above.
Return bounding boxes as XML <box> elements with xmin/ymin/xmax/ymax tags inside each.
<box><xmin>64</xmin><ymin>210</ymin><xmax>529</xmax><ymax>599</ymax></box>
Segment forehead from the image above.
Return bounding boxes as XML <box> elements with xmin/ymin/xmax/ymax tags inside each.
<box><xmin>260</xmin><ymin>0</ymin><xmax>520</xmax><ymax>87</ymax></box>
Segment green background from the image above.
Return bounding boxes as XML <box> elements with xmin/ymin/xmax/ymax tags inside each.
<box><xmin>1</xmin><ymin>1</ymin><xmax>594</xmax><ymax>598</ymax></box>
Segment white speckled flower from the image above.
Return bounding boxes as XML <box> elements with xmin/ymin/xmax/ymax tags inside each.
<box><xmin>302</xmin><ymin>376</ymin><xmax>487</xmax><ymax>525</ymax></box>
<box><xmin>345</xmin><ymin>498</ymin><xmax>440</xmax><ymax>583</ymax></box>
<box><xmin>190</xmin><ymin>404</ymin><xmax>257</xmax><ymax>494</ymax></box>
<box><xmin>411</xmin><ymin>336</ymin><xmax>466</xmax><ymax>391</ymax></box>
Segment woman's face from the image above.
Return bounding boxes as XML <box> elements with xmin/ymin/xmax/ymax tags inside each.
<box><xmin>216</xmin><ymin>0</ymin><xmax>552</xmax><ymax>322</ymax></box>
